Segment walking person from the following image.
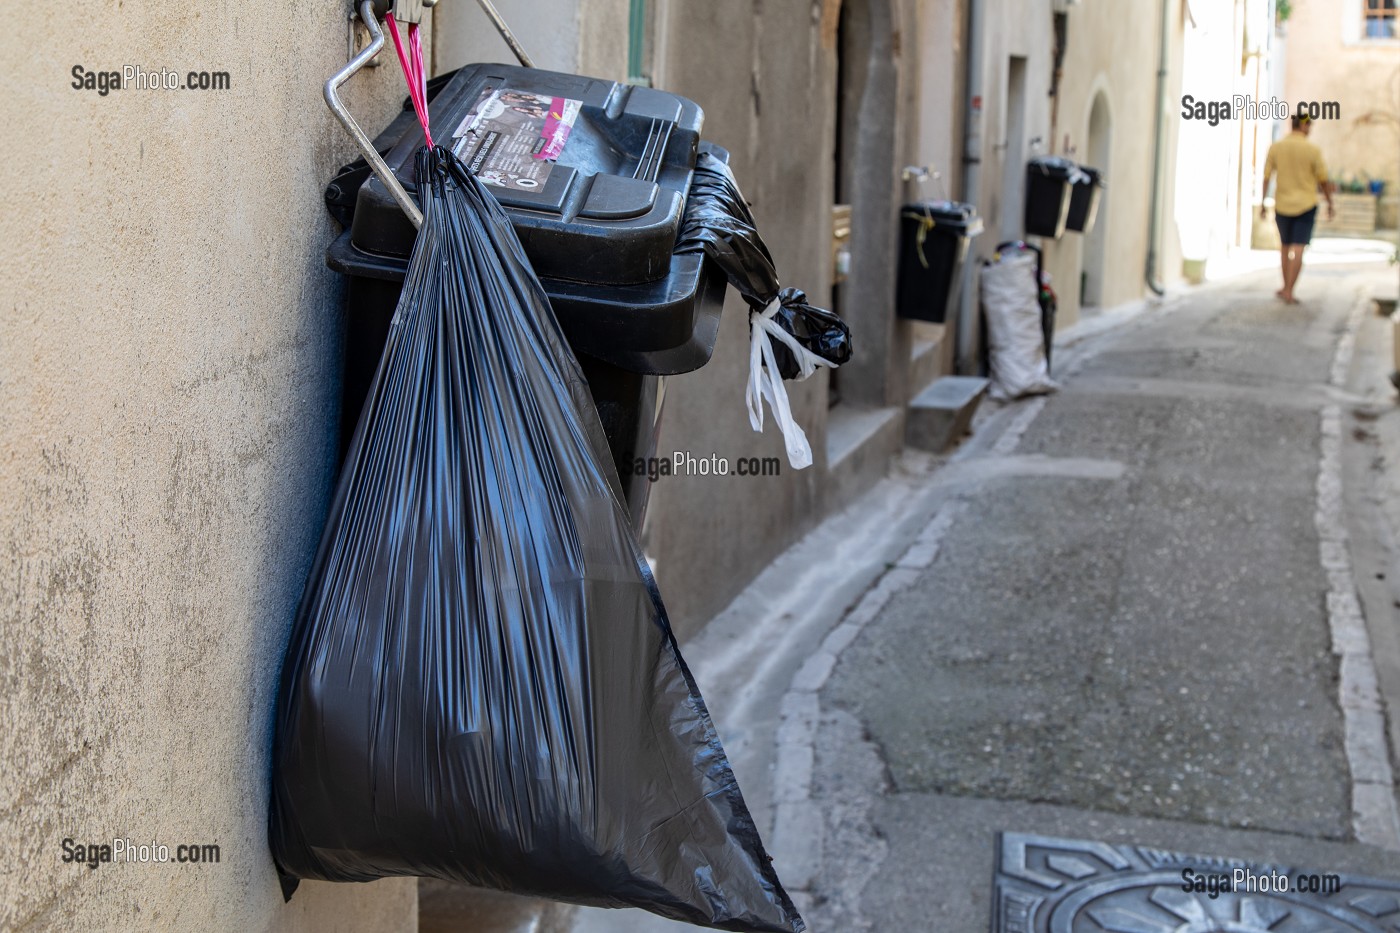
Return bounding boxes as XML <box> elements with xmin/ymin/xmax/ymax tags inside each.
<box><xmin>1260</xmin><ymin>113</ymin><xmax>1335</xmax><ymax>304</ymax></box>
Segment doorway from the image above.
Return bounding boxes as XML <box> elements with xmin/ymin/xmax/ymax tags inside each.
<box><xmin>1080</xmin><ymin>91</ymin><xmax>1111</xmax><ymax>308</ymax></box>
<box><xmin>1000</xmin><ymin>56</ymin><xmax>1028</xmax><ymax>242</ymax></box>
<box><xmin>829</xmin><ymin>0</ymin><xmax>858</xmax><ymax>408</ymax></box>
<box><xmin>826</xmin><ymin>0</ymin><xmax>902</xmax><ymax>410</ymax></box>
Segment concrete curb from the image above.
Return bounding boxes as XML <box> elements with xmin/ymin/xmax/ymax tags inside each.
<box><xmin>1321</xmin><ymin>289</ymin><xmax>1400</xmax><ymax>850</ymax></box>
<box><xmin>768</xmin><ymin>503</ymin><xmax>966</xmax><ymax>897</ymax></box>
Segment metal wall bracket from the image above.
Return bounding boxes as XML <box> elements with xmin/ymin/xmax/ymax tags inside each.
<box><xmin>324</xmin><ymin>0</ymin><xmax>537</xmax><ymax>229</ymax></box>
<box><xmin>365</xmin><ymin>0</ymin><xmax>435</xmax><ymax>23</ymax></box>
<box><xmin>347</xmin><ymin>11</ymin><xmax>383</xmax><ymax>68</ymax></box>
<box><xmin>326</xmin><ymin>0</ymin><xmax>423</xmax><ymax>227</ymax></box>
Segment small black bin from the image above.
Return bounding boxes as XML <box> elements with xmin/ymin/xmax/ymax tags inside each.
<box><xmin>896</xmin><ymin>200</ymin><xmax>984</xmax><ymax>323</ymax></box>
<box><xmin>1065</xmin><ymin>165</ymin><xmax>1104</xmax><ymax>234</ymax></box>
<box><xmin>1024</xmin><ymin>157</ymin><xmax>1077</xmax><ymax>239</ymax></box>
<box><xmin>324</xmin><ymin>63</ymin><xmax>731</xmax><ymax>527</ymax></box>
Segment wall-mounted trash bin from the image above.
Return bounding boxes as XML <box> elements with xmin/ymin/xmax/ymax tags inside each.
<box><xmin>323</xmin><ymin>63</ymin><xmax>731</xmax><ymax>527</ymax></box>
<box><xmin>1024</xmin><ymin>157</ymin><xmax>1077</xmax><ymax>239</ymax></box>
<box><xmin>896</xmin><ymin>200</ymin><xmax>984</xmax><ymax>323</ymax></box>
<box><xmin>1065</xmin><ymin>165</ymin><xmax>1104</xmax><ymax>234</ymax></box>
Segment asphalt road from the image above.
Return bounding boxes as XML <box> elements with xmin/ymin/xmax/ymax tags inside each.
<box><xmin>505</xmin><ymin>247</ymin><xmax>1400</xmax><ymax>933</ymax></box>
<box><xmin>812</xmin><ymin>258</ymin><xmax>1400</xmax><ymax>930</ymax></box>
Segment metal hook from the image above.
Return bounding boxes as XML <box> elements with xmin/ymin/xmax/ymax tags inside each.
<box><xmin>324</xmin><ymin>0</ymin><xmax>538</xmax><ymax>229</ymax></box>
<box><xmin>902</xmin><ymin>164</ymin><xmax>947</xmax><ymax>200</ymax></box>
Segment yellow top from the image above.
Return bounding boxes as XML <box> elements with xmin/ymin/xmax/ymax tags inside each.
<box><xmin>1264</xmin><ymin>132</ymin><xmax>1328</xmax><ymax>216</ymax></box>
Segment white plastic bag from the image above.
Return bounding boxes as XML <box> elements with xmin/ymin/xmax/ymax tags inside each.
<box><xmin>746</xmin><ymin>298</ymin><xmax>836</xmax><ymax>470</ymax></box>
<box><xmin>980</xmin><ymin>251</ymin><xmax>1058</xmax><ymax>400</ymax></box>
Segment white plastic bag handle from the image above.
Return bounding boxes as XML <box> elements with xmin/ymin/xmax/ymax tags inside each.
<box><xmin>746</xmin><ymin>298</ymin><xmax>836</xmax><ymax>470</ymax></box>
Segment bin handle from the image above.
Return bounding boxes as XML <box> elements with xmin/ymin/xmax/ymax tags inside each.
<box><xmin>326</xmin><ymin>1</ymin><xmax>423</xmax><ymax>228</ymax></box>
<box><xmin>474</xmin><ymin>0</ymin><xmax>536</xmax><ymax>68</ymax></box>
<box><xmin>325</xmin><ymin>0</ymin><xmax>536</xmax><ymax>230</ymax></box>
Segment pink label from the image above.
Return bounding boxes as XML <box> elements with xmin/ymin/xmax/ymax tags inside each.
<box><xmin>538</xmin><ymin>97</ymin><xmax>574</xmax><ymax>161</ymax></box>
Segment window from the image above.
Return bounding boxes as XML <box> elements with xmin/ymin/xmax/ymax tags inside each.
<box><xmin>1365</xmin><ymin>0</ymin><xmax>1397</xmax><ymax>38</ymax></box>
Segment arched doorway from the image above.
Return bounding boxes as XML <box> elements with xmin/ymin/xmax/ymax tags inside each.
<box><xmin>828</xmin><ymin>0</ymin><xmax>905</xmax><ymax>409</ymax></box>
<box><xmin>1080</xmin><ymin>91</ymin><xmax>1112</xmax><ymax>308</ymax></box>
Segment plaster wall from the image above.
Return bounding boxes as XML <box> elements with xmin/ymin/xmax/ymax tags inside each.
<box><xmin>953</xmin><ymin>0</ymin><xmax>1054</xmax><ymax>347</ymax></box>
<box><xmin>1285</xmin><ymin>0</ymin><xmax>1400</xmax><ymax>194</ymax></box>
<box><xmin>1040</xmin><ymin>0</ymin><xmax>1187</xmax><ymax>324</ymax></box>
<box><xmin>640</xmin><ymin>0</ymin><xmax>841</xmax><ymax>636</ymax></box>
<box><xmin>434</xmin><ymin>0</ymin><xmax>629</xmax><ymax>80</ymax></box>
<box><xmin>1</xmin><ymin>2</ymin><xmax>422</xmax><ymax>929</ymax></box>
<box><xmin>914</xmin><ymin>0</ymin><xmax>967</xmax><ymax>204</ymax></box>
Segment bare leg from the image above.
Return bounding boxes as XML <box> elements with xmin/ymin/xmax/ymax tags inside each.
<box><xmin>1283</xmin><ymin>246</ymin><xmax>1304</xmax><ymax>302</ymax></box>
<box><xmin>1277</xmin><ymin>245</ymin><xmax>1289</xmax><ymax>298</ymax></box>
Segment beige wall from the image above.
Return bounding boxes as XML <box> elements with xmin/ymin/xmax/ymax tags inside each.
<box><xmin>434</xmin><ymin>0</ymin><xmax>629</xmax><ymax>80</ymax></box>
<box><xmin>641</xmin><ymin>0</ymin><xmax>843</xmax><ymax>634</ymax></box>
<box><xmin>915</xmin><ymin>0</ymin><xmax>967</xmax><ymax>203</ymax></box>
<box><xmin>1040</xmin><ymin>0</ymin><xmax>1186</xmax><ymax>324</ymax></box>
<box><xmin>914</xmin><ymin>0</ymin><xmax>1183</xmax><ymax>334</ymax></box>
<box><xmin>0</xmin><ymin>3</ymin><xmax>418</xmax><ymax>929</ymax></box>
<box><xmin>1285</xmin><ymin>0</ymin><xmax>1400</xmax><ymax>194</ymax></box>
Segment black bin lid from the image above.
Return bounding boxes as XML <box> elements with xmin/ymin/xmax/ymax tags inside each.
<box><xmin>328</xmin><ymin>134</ymin><xmax>734</xmax><ymax>376</ymax></box>
<box><xmin>902</xmin><ymin>200</ymin><xmax>985</xmax><ymax>236</ymax></box>
<box><xmin>350</xmin><ymin>63</ymin><xmax>703</xmax><ymax>288</ymax></box>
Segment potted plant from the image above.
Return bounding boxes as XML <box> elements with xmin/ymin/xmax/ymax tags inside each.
<box><xmin>1328</xmin><ymin>172</ymin><xmax>1380</xmax><ymax>232</ymax></box>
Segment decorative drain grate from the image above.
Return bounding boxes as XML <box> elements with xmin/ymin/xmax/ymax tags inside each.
<box><xmin>992</xmin><ymin>832</ymin><xmax>1400</xmax><ymax>932</ymax></box>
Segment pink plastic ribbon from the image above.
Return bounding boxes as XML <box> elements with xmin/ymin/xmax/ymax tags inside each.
<box><xmin>386</xmin><ymin>14</ymin><xmax>433</xmax><ymax>148</ymax></box>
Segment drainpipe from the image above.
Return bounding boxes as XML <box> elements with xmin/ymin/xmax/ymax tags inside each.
<box><xmin>1145</xmin><ymin>0</ymin><xmax>1171</xmax><ymax>296</ymax></box>
<box><xmin>956</xmin><ymin>0</ymin><xmax>986</xmax><ymax>372</ymax></box>
<box><xmin>1048</xmin><ymin>11</ymin><xmax>1068</xmax><ymax>154</ymax></box>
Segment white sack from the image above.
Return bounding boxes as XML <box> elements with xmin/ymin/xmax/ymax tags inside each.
<box><xmin>980</xmin><ymin>251</ymin><xmax>1059</xmax><ymax>400</ymax></box>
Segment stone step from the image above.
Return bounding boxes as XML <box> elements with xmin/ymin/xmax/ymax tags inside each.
<box><xmin>908</xmin><ymin>323</ymin><xmax>949</xmax><ymax>398</ymax></box>
<box><xmin>905</xmin><ymin>375</ymin><xmax>990</xmax><ymax>453</ymax></box>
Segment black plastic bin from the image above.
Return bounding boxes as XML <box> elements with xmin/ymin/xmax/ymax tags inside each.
<box><xmin>1065</xmin><ymin>165</ymin><xmax>1104</xmax><ymax>234</ymax></box>
<box><xmin>896</xmin><ymin>200</ymin><xmax>984</xmax><ymax>324</ymax></box>
<box><xmin>324</xmin><ymin>63</ymin><xmax>731</xmax><ymax>527</ymax></box>
<box><xmin>1024</xmin><ymin>157</ymin><xmax>1077</xmax><ymax>239</ymax></box>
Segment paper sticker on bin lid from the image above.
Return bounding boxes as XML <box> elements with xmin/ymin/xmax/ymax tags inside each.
<box><xmin>452</xmin><ymin>87</ymin><xmax>582</xmax><ymax>192</ymax></box>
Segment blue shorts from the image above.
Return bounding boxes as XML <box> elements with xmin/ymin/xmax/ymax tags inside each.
<box><xmin>1275</xmin><ymin>206</ymin><xmax>1317</xmax><ymax>246</ymax></box>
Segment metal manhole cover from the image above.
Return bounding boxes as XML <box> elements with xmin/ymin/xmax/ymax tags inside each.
<box><xmin>993</xmin><ymin>832</ymin><xmax>1400</xmax><ymax>932</ymax></box>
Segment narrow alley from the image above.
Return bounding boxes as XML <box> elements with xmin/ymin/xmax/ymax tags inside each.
<box><xmin>558</xmin><ymin>249</ymin><xmax>1400</xmax><ymax>933</ymax></box>
<box><xmin>10</xmin><ymin>1</ymin><xmax>1400</xmax><ymax>930</ymax></box>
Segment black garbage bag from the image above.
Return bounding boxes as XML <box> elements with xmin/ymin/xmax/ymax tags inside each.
<box><xmin>676</xmin><ymin>151</ymin><xmax>851</xmax><ymax>381</ymax></box>
<box><xmin>269</xmin><ymin>145</ymin><xmax>805</xmax><ymax>933</ymax></box>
